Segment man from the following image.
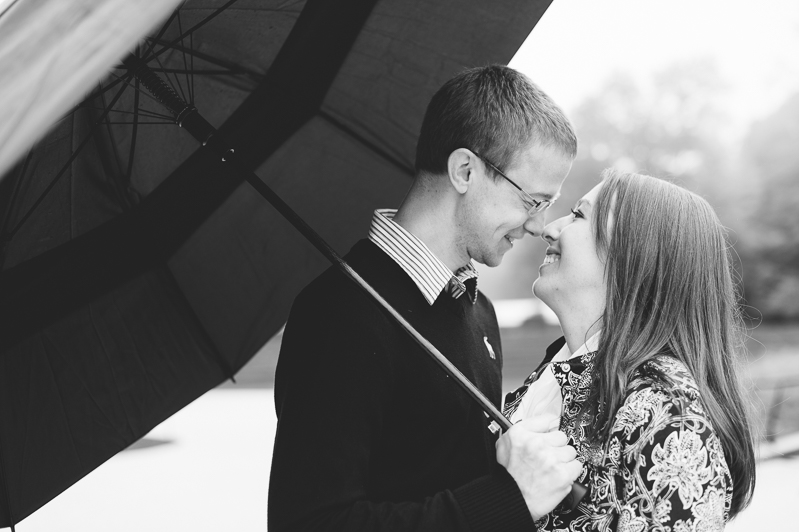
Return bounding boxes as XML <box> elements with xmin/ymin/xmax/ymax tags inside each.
<box><xmin>268</xmin><ymin>65</ymin><xmax>580</xmax><ymax>531</ymax></box>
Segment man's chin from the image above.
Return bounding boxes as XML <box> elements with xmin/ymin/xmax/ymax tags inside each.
<box><xmin>472</xmin><ymin>246</ymin><xmax>507</xmax><ymax>268</ymax></box>
<box><xmin>481</xmin><ymin>253</ymin><xmax>504</xmax><ymax>268</ymax></box>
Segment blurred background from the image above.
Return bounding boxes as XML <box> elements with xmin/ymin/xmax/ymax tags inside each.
<box><xmin>15</xmin><ymin>0</ymin><xmax>799</xmax><ymax>530</ymax></box>
<box><xmin>487</xmin><ymin>0</ymin><xmax>799</xmax><ymax>442</ymax></box>
<box><xmin>487</xmin><ymin>1</ymin><xmax>799</xmax><ymax>528</ymax></box>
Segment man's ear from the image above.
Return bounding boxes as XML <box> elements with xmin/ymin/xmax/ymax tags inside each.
<box><xmin>447</xmin><ymin>148</ymin><xmax>476</xmax><ymax>195</ymax></box>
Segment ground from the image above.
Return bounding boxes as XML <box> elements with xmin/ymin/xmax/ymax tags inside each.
<box><xmin>18</xmin><ymin>320</ymin><xmax>798</xmax><ymax>530</ymax></box>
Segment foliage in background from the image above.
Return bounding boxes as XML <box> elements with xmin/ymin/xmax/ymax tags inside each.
<box><xmin>480</xmin><ymin>60</ymin><xmax>799</xmax><ymax>320</ymax></box>
<box><xmin>567</xmin><ymin>60</ymin><xmax>799</xmax><ymax>320</ymax></box>
<box><xmin>738</xmin><ymin>92</ymin><xmax>799</xmax><ymax>319</ymax></box>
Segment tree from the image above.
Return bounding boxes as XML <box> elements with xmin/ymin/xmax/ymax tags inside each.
<box><xmin>568</xmin><ymin>59</ymin><xmax>732</xmax><ymax>205</ymax></box>
<box><xmin>737</xmin><ymin>91</ymin><xmax>799</xmax><ymax>319</ymax></box>
<box><xmin>481</xmin><ymin>60</ymin><xmax>799</xmax><ymax>321</ymax></box>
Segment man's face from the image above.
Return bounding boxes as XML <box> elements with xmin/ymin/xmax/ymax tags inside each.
<box><xmin>457</xmin><ymin>142</ymin><xmax>573</xmax><ymax>267</ymax></box>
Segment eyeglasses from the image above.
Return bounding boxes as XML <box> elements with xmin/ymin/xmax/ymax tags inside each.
<box><xmin>469</xmin><ymin>149</ymin><xmax>554</xmax><ymax>215</ymax></box>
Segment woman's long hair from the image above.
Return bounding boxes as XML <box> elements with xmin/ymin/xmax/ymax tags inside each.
<box><xmin>587</xmin><ymin>169</ymin><xmax>756</xmax><ymax>517</ymax></box>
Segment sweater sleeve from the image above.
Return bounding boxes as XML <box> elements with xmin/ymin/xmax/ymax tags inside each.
<box><xmin>267</xmin><ymin>282</ymin><xmax>536</xmax><ymax>532</ymax></box>
<box><xmin>606</xmin><ymin>384</ymin><xmax>732</xmax><ymax>532</ymax></box>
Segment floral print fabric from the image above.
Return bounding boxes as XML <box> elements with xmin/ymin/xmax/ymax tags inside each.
<box><xmin>503</xmin><ymin>352</ymin><xmax>732</xmax><ymax>531</ymax></box>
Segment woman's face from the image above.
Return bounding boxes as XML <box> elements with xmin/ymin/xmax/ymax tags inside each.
<box><xmin>532</xmin><ymin>182</ymin><xmax>608</xmax><ymax>317</ymax></box>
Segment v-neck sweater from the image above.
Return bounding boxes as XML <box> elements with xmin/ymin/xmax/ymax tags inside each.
<box><xmin>268</xmin><ymin>239</ymin><xmax>534</xmax><ymax>532</ymax></box>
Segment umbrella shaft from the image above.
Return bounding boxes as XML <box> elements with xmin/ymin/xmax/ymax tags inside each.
<box><xmin>167</xmin><ymin>109</ymin><xmax>514</xmax><ymax>430</ymax></box>
<box><xmin>123</xmin><ymin>55</ymin><xmax>188</xmax><ymax>117</ymax></box>
<box><xmin>239</xmin><ymin>157</ymin><xmax>513</xmax><ymax>431</ymax></box>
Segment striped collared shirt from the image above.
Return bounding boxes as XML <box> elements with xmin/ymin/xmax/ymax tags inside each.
<box><xmin>368</xmin><ymin>209</ymin><xmax>478</xmax><ymax>305</ymax></box>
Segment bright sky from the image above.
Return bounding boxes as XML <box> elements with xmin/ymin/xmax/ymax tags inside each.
<box><xmin>510</xmin><ymin>0</ymin><xmax>799</xmax><ymax>136</ymax></box>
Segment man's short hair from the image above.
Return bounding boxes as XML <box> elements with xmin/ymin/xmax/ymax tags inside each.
<box><xmin>414</xmin><ymin>65</ymin><xmax>577</xmax><ymax>177</ymax></box>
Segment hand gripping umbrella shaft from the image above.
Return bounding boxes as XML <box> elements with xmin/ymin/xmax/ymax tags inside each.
<box><xmin>123</xmin><ymin>55</ymin><xmax>587</xmax><ymax>511</ymax></box>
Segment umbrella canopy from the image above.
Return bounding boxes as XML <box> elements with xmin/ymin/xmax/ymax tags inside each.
<box><xmin>0</xmin><ymin>0</ymin><xmax>185</xmax><ymax>181</ymax></box>
<box><xmin>0</xmin><ymin>0</ymin><xmax>552</xmax><ymax>526</ymax></box>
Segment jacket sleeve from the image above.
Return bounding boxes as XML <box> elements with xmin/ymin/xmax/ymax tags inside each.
<box><xmin>267</xmin><ymin>283</ymin><xmax>535</xmax><ymax>532</ymax></box>
<box><xmin>606</xmin><ymin>384</ymin><xmax>732</xmax><ymax>531</ymax></box>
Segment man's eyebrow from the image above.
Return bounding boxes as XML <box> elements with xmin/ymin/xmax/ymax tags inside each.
<box><xmin>534</xmin><ymin>192</ymin><xmax>560</xmax><ymax>201</ymax></box>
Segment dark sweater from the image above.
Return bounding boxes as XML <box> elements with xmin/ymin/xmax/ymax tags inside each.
<box><xmin>268</xmin><ymin>239</ymin><xmax>534</xmax><ymax>531</ymax></box>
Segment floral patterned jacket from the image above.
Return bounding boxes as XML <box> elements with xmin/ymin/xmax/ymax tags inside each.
<box><xmin>504</xmin><ymin>345</ymin><xmax>732</xmax><ymax>532</ymax></box>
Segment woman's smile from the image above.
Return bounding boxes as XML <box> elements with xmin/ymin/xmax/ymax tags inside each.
<box><xmin>542</xmin><ymin>249</ymin><xmax>560</xmax><ymax>266</ymax></box>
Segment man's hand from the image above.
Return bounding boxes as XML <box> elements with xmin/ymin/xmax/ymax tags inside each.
<box><xmin>495</xmin><ymin>416</ymin><xmax>582</xmax><ymax>520</ymax></box>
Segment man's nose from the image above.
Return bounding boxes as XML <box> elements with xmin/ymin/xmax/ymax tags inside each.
<box><xmin>523</xmin><ymin>212</ymin><xmax>547</xmax><ymax>238</ymax></box>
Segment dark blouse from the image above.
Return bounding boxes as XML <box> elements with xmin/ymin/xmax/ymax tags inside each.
<box><xmin>504</xmin><ymin>351</ymin><xmax>732</xmax><ymax>531</ymax></box>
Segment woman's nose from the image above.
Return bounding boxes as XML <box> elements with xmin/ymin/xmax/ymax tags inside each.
<box><xmin>540</xmin><ymin>215</ymin><xmax>568</xmax><ymax>243</ymax></box>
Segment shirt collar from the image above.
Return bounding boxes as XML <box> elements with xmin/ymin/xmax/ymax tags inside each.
<box><xmin>552</xmin><ymin>330</ymin><xmax>601</xmax><ymax>363</ymax></box>
<box><xmin>368</xmin><ymin>209</ymin><xmax>478</xmax><ymax>305</ymax></box>
<box><xmin>448</xmin><ymin>264</ymin><xmax>479</xmax><ymax>304</ymax></box>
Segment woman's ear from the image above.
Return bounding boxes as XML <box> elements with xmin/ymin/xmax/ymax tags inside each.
<box><xmin>447</xmin><ymin>148</ymin><xmax>475</xmax><ymax>195</ymax></box>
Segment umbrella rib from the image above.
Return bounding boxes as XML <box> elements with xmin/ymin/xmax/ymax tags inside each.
<box><xmin>0</xmin><ymin>149</ymin><xmax>33</xmax><ymax>238</ymax></box>
<box><xmin>125</xmin><ymin>78</ymin><xmax>141</xmax><ymax>185</ymax></box>
<box><xmin>103</xmin><ymin>121</ymin><xmax>176</xmax><ymax>125</ymax></box>
<box><xmin>106</xmin><ymin>72</ymin><xmax>173</xmax><ymax>110</ymax></box>
<box><xmin>142</xmin><ymin>6</ymin><xmax>180</xmax><ymax>60</ymax></box>
<box><xmin>145</xmin><ymin>38</ymin><xmax>263</xmax><ymax>81</ymax></box>
<box><xmin>145</xmin><ymin>0</ymin><xmax>241</xmax><ymax>63</ymax></box>
<box><xmin>7</xmin><ymin>76</ymin><xmax>133</xmax><ymax>238</ymax></box>
<box><xmin>190</xmin><ymin>32</ymin><xmax>195</xmax><ymax>104</ymax></box>
<box><xmin>176</xmin><ymin>11</ymin><xmax>193</xmax><ymax>105</ymax></box>
<box><xmin>79</xmin><ymin>106</ymin><xmax>173</xmax><ymax>121</ymax></box>
<box><xmin>86</xmin><ymin>303</ymin><xmax>151</xmax><ymax>439</ymax></box>
<box><xmin>147</xmin><ymin>67</ymin><xmax>243</xmax><ymax>77</ymax></box>
<box><xmin>40</xmin><ymin>338</ymin><xmax>83</xmax><ymax>455</ymax></box>
<box><xmin>99</xmin><ymin>86</ymin><xmax>132</xmax><ymax>206</ymax></box>
<box><xmin>318</xmin><ymin>110</ymin><xmax>414</xmax><ymax>177</ymax></box>
<box><xmin>77</xmin><ymin>77</ymin><xmax>127</xmax><ymax>107</ymax></box>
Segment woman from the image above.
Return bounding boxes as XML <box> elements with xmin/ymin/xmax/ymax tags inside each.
<box><xmin>502</xmin><ymin>169</ymin><xmax>756</xmax><ymax>531</ymax></box>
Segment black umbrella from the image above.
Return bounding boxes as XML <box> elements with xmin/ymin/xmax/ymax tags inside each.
<box><xmin>0</xmin><ymin>0</ymin><xmax>557</xmax><ymax>527</ymax></box>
